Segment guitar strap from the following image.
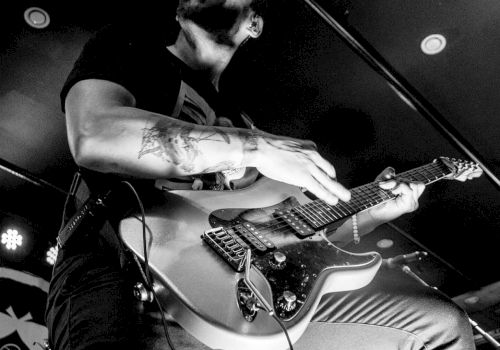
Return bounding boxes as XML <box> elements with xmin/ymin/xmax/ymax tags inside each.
<box><xmin>56</xmin><ymin>177</ymin><xmax>117</xmax><ymax>250</ymax></box>
<box><xmin>55</xmin><ymin>172</ymin><xmax>134</xmax><ymax>270</ymax></box>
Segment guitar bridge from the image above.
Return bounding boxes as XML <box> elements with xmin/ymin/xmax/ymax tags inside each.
<box><xmin>202</xmin><ymin>227</ymin><xmax>249</xmax><ymax>271</ymax></box>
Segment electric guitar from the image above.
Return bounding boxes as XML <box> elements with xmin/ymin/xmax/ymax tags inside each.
<box><xmin>119</xmin><ymin>157</ymin><xmax>482</xmax><ymax>350</ymax></box>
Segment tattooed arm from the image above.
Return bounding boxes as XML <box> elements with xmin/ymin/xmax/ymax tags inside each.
<box><xmin>66</xmin><ymin>79</ymin><xmax>254</xmax><ymax>177</ymax></box>
<box><xmin>65</xmin><ymin>79</ymin><xmax>350</xmax><ymax>204</ymax></box>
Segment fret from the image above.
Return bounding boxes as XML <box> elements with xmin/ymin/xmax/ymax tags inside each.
<box><xmin>334</xmin><ymin>201</ymin><xmax>351</xmax><ymax>216</ymax></box>
<box><xmin>293</xmin><ymin>206</ymin><xmax>314</xmax><ymax>225</ymax></box>
<box><xmin>434</xmin><ymin>161</ymin><xmax>452</xmax><ymax>179</ymax></box>
<box><xmin>411</xmin><ymin>168</ymin><xmax>428</xmax><ymax>183</ymax></box>
<box><xmin>304</xmin><ymin>203</ymin><xmax>326</xmax><ymax>226</ymax></box>
<box><xmin>320</xmin><ymin>203</ymin><xmax>342</xmax><ymax>221</ymax></box>
<box><xmin>349</xmin><ymin>189</ymin><xmax>370</xmax><ymax>211</ymax></box>
<box><xmin>419</xmin><ymin>166</ymin><xmax>436</xmax><ymax>183</ymax></box>
<box><xmin>309</xmin><ymin>202</ymin><xmax>331</xmax><ymax>225</ymax></box>
<box><xmin>435</xmin><ymin>161</ymin><xmax>450</xmax><ymax>178</ymax></box>
<box><xmin>294</xmin><ymin>204</ymin><xmax>323</xmax><ymax>228</ymax></box>
<box><xmin>338</xmin><ymin>199</ymin><xmax>357</xmax><ymax>215</ymax></box>
<box><xmin>419</xmin><ymin>164</ymin><xmax>439</xmax><ymax>182</ymax></box>
<box><xmin>312</xmin><ymin>202</ymin><xmax>337</xmax><ymax>222</ymax></box>
<box><xmin>377</xmin><ymin>185</ymin><xmax>394</xmax><ymax>201</ymax></box>
<box><xmin>328</xmin><ymin>201</ymin><xmax>348</xmax><ymax>218</ymax></box>
<box><xmin>307</xmin><ymin>202</ymin><xmax>332</xmax><ymax>225</ymax></box>
<box><xmin>286</xmin><ymin>159</ymin><xmax>464</xmax><ymax>230</ymax></box>
<box><xmin>357</xmin><ymin>185</ymin><xmax>379</xmax><ymax>207</ymax></box>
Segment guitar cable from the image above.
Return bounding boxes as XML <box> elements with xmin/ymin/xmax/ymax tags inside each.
<box><xmin>254</xmin><ymin>304</ymin><xmax>294</xmax><ymax>350</ymax></box>
<box><xmin>121</xmin><ymin>181</ymin><xmax>293</xmax><ymax>350</ymax></box>
<box><xmin>120</xmin><ymin>181</ymin><xmax>177</xmax><ymax>350</ymax></box>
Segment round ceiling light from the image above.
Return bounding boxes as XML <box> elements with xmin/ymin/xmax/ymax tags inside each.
<box><xmin>464</xmin><ymin>295</ymin><xmax>480</xmax><ymax>305</ymax></box>
<box><xmin>24</xmin><ymin>7</ymin><xmax>50</xmax><ymax>29</ymax></box>
<box><xmin>376</xmin><ymin>238</ymin><xmax>394</xmax><ymax>249</ymax></box>
<box><xmin>421</xmin><ymin>34</ymin><xmax>447</xmax><ymax>55</ymax></box>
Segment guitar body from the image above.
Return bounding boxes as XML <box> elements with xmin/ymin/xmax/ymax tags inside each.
<box><xmin>120</xmin><ymin>176</ymin><xmax>381</xmax><ymax>350</ymax></box>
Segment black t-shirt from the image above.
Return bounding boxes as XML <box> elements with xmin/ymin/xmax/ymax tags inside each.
<box><xmin>60</xmin><ymin>23</ymin><xmax>260</xmax><ymax>264</ymax></box>
<box><xmin>61</xmin><ymin>23</ymin><xmax>256</xmax><ymax>194</ymax></box>
<box><xmin>62</xmin><ymin>23</ymin><xmax>248</xmax><ymax>124</ymax></box>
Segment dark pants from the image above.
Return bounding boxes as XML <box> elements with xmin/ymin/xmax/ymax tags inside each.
<box><xmin>45</xmin><ymin>232</ymin><xmax>475</xmax><ymax>350</ymax></box>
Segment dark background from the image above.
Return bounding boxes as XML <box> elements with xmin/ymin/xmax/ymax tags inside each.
<box><xmin>0</xmin><ymin>0</ymin><xmax>499</xmax><ymax>345</ymax></box>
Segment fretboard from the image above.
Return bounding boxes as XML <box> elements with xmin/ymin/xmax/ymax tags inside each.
<box><xmin>293</xmin><ymin>160</ymin><xmax>452</xmax><ymax>229</ymax></box>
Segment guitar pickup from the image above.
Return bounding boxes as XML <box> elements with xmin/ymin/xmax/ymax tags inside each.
<box><xmin>274</xmin><ymin>209</ymin><xmax>315</xmax><ymax>237</ymax></box>
<box><xmin>233</xmin><ymin>222</ymin><xmax>275</xmax><ymax>252</ymax></box>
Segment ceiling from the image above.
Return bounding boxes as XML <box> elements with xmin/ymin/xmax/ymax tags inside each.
<box><xmin>0</xmin><ymin>0</ymin><xmax>499</xmax><ymax>329</ymax></box>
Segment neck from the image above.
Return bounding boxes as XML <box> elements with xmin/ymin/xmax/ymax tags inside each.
<box><xmin>294</xmin><ymin>160</ymin><xmax>453</xmax><ymax>230</ymax></box>
<box><xmin>168</xmin><ymin>23</ymin><xmax>239</xmax><ymax>89</ymax></box>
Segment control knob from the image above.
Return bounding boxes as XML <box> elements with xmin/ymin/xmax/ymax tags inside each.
<box><xmin>270</xmin><ymin>251</ymin><xmax>287</xmax><ymax>269</ymax></box>
<box><xmin>278</xmin><ymin>290</ymin><xmax>297</xmax><ymax>312</ymax></box>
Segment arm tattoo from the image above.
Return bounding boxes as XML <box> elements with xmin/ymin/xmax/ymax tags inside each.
<box><xmin>201</xmin><ymin>160</ymin><xmax>237</xmax><ymax>173</ymax></box>
<box><xmin>138</xmin><ymin>120</ymin><xmax>232</xmax><ymax>173</ymax></box>
<box><xmin>238</xmin><ymin>129</ymin><xmax>259</xmax><ymax>152</ymax></box>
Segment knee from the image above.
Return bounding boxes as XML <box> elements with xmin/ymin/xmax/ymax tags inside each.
<box><xmin>420</xmin><ymin>292</ymin><xmax>475</xmax><ymax>348</ymax></box>
<box><xmin>429</xmin><ymin>293</ymin><xmax>469</xmax><ymax>331</ymax></box>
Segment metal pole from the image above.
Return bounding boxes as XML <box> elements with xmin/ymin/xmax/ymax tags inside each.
<box><xmin>303</xmin><ymin>0</ymin><xmax>500</xmax><ymax>190</ymax></box>
<box><xmin>0</xmin><ymin>157</ymin><xmax>67</xmax><ymax>196</ymax></box>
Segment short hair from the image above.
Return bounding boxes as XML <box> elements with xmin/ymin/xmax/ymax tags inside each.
<box><xmin>250</xmin><ymin>0</ymin><xmax>269</xmax><ymax>17</ymax></box>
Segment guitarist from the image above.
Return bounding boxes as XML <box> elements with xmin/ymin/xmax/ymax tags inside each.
<box><xmin>45</xmin><ymin>0</ymin><xmax>475</xmax><ymax>349</ymax></box>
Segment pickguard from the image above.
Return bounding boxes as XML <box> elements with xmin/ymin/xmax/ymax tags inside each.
<box><xmin>207</xmin><ymin>197</ymin><xmax>376</xmax><ymax>320</ymax></box>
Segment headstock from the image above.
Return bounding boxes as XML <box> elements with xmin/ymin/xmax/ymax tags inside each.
<box><xmin>438</xmin><ymin>157</ymin><xmax>483</xmax><ymax>182</ymax></box>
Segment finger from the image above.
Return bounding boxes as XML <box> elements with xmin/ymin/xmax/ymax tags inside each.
<box><xmin>392</xmin><ymin>183</ymin><xmax>418</xmax><ymax>211</ymax></box>
<box><xmin>301</xmin><ymin>139</ymin><xmax>318</xmax><ymax>150</ymax></box>
<box><xmin>307</xmin><ymin>151</ymin><xmax>336</xmax><ymax>179</ymax></box>
<box><xmin>391</xmin><ymin>182</ymin><xmax>412</xmax><ymax>196</ymax></box>
<box><xmin>413</xmin><ymin>182</ymin><xmax>425</xmax><ymax>197</ymax></box>
<box><xmin>379</xmin><ymin>179</ymin><xmax>398</xmax><ymax>190</ymax></box>
<box><xmin>409</xmin><ymin>183</ymin><xmax>421</xmax><ymax>208</ymax></box>
<box><xmin>375</xmin><ymin>167</ymin><xmax>396</xmax><ymax>182</ymax></box>
<box><xmin>309</xmin><ymin>164</ymin><xmax>351</xmax><ymax>202</ymax></box>
<box><xmin>288</xmin><ymin>138</ymin><xmax>317</xmax><ymax>150</ymax></box>
<box><xmin>303</xmin><ymin>175</ymin><xmax>341</xmax><ymax>205</ymax></box>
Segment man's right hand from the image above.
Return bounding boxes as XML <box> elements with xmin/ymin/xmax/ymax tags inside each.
<box><xmin>247</xmin><ymin>132</ymin><xmax>351</xmax><ymax>205</ymax></box>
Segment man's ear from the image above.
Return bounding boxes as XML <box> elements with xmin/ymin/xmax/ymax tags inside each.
<box><xmin>247</xmin><ymin>15</ymin><xmax>264</xmax><ymax>38</ymax></box>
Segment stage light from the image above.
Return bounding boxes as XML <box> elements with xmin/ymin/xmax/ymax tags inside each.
<box><xmin>1</xmin><ymin>229</ymin><xmax>23</xmax><ymax>251</ymax></box>
<box><xmin>24</xmin><ymin>7</ymin><xmax>50</xmax><ymax>29</ymax></box>
<box><xmin>464</xmin><ymin>296</ymin><xmax>480</xmax><ymax>305</ymax></box>
<box><xmin>420</xmin><ymin>34</ymin><xmax>447</xmax><ymax>55</ymax></box>
<box><xmin>46</xmin><ymin>245</ymin><xmax>59</xmax><ymax>265</ymax></box>
<box><xmin>376</xmin><ymin>238</ymin><xmax>394</xmax><ymax>249</ymax></box>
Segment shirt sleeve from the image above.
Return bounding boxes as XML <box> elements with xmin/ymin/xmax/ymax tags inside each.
<box><xmin>59</xmin><ymin>24</ymin><xmax>139</xmax><ymax>112</ymax></box>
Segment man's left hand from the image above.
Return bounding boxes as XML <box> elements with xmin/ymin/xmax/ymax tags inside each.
<box><xmin>368</xmin><ymin>167</ymin><xmax>426</xmax><ymax>223</ymax></box>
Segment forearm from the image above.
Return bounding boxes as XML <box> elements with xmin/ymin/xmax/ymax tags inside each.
<box><xmin>65</xmin><ymin>79</ymin><xmax>351</xmax><ymax>206</ymax></box>
<box><xmin>70</xmin><ymin>105</ymin><xmax>258</xmax><ymax>179</ymax></box>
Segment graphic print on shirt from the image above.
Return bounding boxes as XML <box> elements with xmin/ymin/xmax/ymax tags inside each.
<box><xmin>171</xmin><ymin>80</ymin><xmax>251</xmax><ymax>190</ymax></box>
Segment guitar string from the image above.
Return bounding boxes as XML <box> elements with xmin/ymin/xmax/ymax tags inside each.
<box><xmin>271</xmin><ymin>161</ymin><xmax>441</xmax><ymax>230</ymax></box>
<box><xmin>257</xmin><ymin>162</ymin><xmax>448</xmax><ymax>238</ymax></box>
<box><xmin>224</xmin><ymin>160</ymin><xmax>475</xmax><ymax>260</ymax></box>
<box><xmin>231</xmin><ymin>159</ymin><xmax>469</xmax><ymax>241</ymax></box>
<box><xmin>220</xmin><ymin>165</ymin><xmax>452</xmax><ymax>256</ymax></box>
<box><xmin>225</xmin><ymin>162</ymin><xmax>448</xmax><ymax>238</ymax></box>
<box><xmin>217</xmin><ymin>162</ymin><xmax>451</xmax><ymax>253</ymax></box>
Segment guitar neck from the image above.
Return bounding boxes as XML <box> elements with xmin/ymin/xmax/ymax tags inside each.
<box><xmin>295</xmin><ymin>160</ymin><xmax>452</xmax><ymax>229</ymax></box>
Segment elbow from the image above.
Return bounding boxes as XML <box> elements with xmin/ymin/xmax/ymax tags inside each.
<box><xmin>66</xmin><ymin>107</ymin><xmax>113</xmax><ymax>172</ymax></box>
<box><xmin>71</xmin><ymin>136</ymin><xmax>104</xmax><ymax>171</ymax></box>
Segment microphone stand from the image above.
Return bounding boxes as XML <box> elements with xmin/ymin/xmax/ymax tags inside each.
<box><xmin>399</xmin><ymin>262</ymin><xmax>500</xmax><ymax>349</ymax></box>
